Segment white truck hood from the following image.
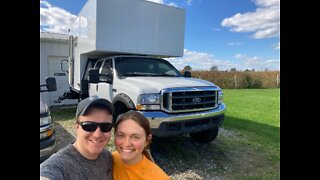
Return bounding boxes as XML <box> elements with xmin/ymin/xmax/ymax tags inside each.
<box><xmin>118</xmin><ymin>77</ymin><xmax>217</xmax><ymax>93</ymax></box>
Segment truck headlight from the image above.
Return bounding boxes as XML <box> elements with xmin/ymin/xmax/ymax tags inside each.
<box><xmin>218</xmin><ymin>90</ymin><xmax>223</xmax><ymax>104</ymax></box>
<box><xmin>40</xmin><ymin>123</ymin><xmax>54</xmax><ymax>140</ymax></box>
<box><xmin>137</xmin><ymin>94</ymin><xmax>160</xmax><ymax>110</ymax></box>
<box><xmin>40</xmin><ymin>115</ymin><xmax>52</xmax><ymax>126</ymax></box>
<box><xmin>40</xmin><ymin>128</ymin><xmax>53</xmax><ymax>139</ymax></box>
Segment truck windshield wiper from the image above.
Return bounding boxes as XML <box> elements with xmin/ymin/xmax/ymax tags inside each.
<box><xmin>122</xmin><ymin>72</ymin><xmax>178</xmax><ymax>77</ymax></box>
<box><xmin>121</xmin><ymin>72</ymin><xmax>155</xmax><ymax>76</ymax></box>
<box><xmin>156</xmin><ymin>73</ymin><xmax>177</xmax><ymax>77</ymax></box>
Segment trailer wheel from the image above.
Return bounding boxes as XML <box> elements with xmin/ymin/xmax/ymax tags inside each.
<box><xmin>113</xmin><ymin>102</ymin><xmax>129</xmax><ymax>124</ymax></box>
<box><xmin>190</xmin><ymin>126</ymin><xmax>219</xmax><ymax>143</ymax></box>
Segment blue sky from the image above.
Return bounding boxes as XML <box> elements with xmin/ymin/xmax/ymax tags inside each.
<box><xmin>40</xmin><ymin>0</ymin><xmax>280</xmax><ymax>71</ymax></box>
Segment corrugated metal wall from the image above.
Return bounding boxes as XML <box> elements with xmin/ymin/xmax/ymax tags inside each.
<box><xmin>40</xmin><ymin>35</ymin><xmax>77</xmax><ymax>107</ymax></box>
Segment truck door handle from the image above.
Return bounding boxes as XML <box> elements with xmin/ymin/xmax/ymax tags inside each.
<box><xmin>96</xmin><ymin>85</ymin><xmax>99</xmax><ymax>91</ymax></box>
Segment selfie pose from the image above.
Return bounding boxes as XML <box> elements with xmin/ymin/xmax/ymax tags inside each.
<box><xmin>40</xmin><ymin>96</ymin><xmax>114</xmax><ymax>180</ymax></box>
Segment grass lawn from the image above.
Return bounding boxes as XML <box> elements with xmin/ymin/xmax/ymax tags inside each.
<box><xmin>222</xmin><ymin>88</ymin><xmax>280</xmax><ymax>179</ymax></box>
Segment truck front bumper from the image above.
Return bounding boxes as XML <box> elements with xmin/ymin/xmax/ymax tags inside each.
<box><xmin>139</xmin><ymin>103</ymin><xmax>226</xmax><ymax>137</ymax></box>
<box><xmin>40</xmin><ymin>132</ymin><xmax>56</xmax><ymax>163</ymax></box>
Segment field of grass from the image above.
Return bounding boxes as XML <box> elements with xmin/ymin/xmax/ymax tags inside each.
<box><xmin>50</xmin><ymin>89</ymin><xmax>280</xmax><ymax>179</ymax></box>
<box><xmin>222</xmin><ymin>89</ymin><xmax>280</xmax><ymax>179</ymax></box>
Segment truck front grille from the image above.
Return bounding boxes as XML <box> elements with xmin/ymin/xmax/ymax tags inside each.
<box><xmin>161</xmin><ymin>87</ymin><xmax>218</xmax><ymax>113</ymax></box>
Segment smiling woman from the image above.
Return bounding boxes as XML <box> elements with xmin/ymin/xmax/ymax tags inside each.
<box><xmin>112</xmin><ymin>111</ymin><xmax>170</xmax><ymax>180</ymax></box>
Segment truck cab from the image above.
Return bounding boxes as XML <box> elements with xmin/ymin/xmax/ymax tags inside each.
<box><xmin>87</xmin><ymin>55</ymin><xmax>226</xmax><ymax>143</ymax></box>
<box><xmin>40</xmin><ymin>77</ymin><xmax>57</xmax><ymax>162</ymax></box>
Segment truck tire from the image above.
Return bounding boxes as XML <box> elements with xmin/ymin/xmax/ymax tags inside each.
<box><xmin>190</xmin><ymin>126</ymin><xmax>219</xmax><ymax>143</ymax></box>
<box><xmin>113</xmin><ymin>103</ymin><xmax>129</xmax><ymax>124</ymax></box>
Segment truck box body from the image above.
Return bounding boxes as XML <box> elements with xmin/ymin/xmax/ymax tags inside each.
<box><xmin>69</xmin><ymin>0</ymin><xmax>185</xmax><ymax>91</ymax></box>
<box><xmin>69</xmin><ymin>0</ymin><xmax>185</xmax><ymax>55</ymax></box>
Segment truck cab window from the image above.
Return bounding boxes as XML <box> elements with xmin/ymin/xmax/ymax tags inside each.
<box><xmin>94</xmin><ymin>60</ymin><xmax>103</xmax><ymax>70</ymax></box>
<box><xmin>116</xmin><ymin>57</ymin><xmax>181</xmax><ymax>77</ymax></box>
<box><xmin>100</xmin><ymin>59</ymin><xmax>113</xmax><ymax>82</ymax></box>
<box><xmin>101</xmin><ymin>59</ymin><xmax>113</xmax><ymax>75</ymax></box>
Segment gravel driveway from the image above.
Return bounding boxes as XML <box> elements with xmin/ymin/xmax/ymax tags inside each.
<box><xmin>54</xmin><ymin>123</ymin><xmax>76</xmax><ymax>149</ymax></box>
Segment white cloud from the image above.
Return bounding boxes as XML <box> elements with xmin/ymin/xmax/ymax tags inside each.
<box><xmin>186</xmin><ymin>0</ymin><xmax>193</xmax><ymax>6</ymax></box>
<box><xmin>221</xmin><ymin>0</ymin><xmax>279</xmax><ymax>39</ymax></box>
<box><xmin>167</xmin><ymin>2</ymin><xmax>178</xmax><ymax>7</ymax></box>
<box><xmin>273</xmin><ymin>42</ymin><xmax>280</xmax><ymax>50</ymax></box>
<box><xmin>40</xmin><ymin>0</ymin><xmax>51</xmax><ymax>7</ymax></box>
<box><xmin>165</xmin><ymin>49</ymin><xmax>238</xmax><ymax>71</ymax></box>
<box><xmin>227</xmin><ymin>42</ymin><xmax>242</xmax><ymax>46</ymax></box>
<box><xmin>147</xmin><ymin>0</ymin><xmax>164</xmax><ymax>4</ymax></box>
<box><xmin>234</xmin><ymin>53</ymin><xmax>248</xmax><ymax>59</ymax></box>
<box><xmin>40</xmin><ymin>0</ymin><xmax>76</xmax><ymax>33</ymax></box>
<box><xmin>233</xmin><ymin>53</ymin><xmax>279</xmax><ymax>71</ymax></box>
<box><xmin>146</xmin><ymin>0</ymin><xmax>179</xmax><ymax>7</ymax></box>
<box><xmin>255</xmin><ymin>0</ymin><xmax>279</xmax><ymax>7</ymax></box>
<box><xmin>166</xmin><ymin>50</ymin><xmax>279</xmax><ymax>71</ymax></box>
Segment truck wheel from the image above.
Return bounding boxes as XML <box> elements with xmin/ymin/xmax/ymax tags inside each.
<box><xmin>113</xmin><ymin>103</ymin><xmax>129</xmax><ymax>124</ymax></box>
<box><xmin>190</xmin><ymin>126</ymin><xmax>219</xmax><ymax>143</ymax></box>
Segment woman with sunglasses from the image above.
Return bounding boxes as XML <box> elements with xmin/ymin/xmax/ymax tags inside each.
<box><xmin>41</xmin><ymin>96</ymin><xmax>114</xmax><ymax>180</ymax></box>
<box><xmin>112</xmin><ymin>110</ymin><xmax>170</xmax><ymax>180</ymax></box>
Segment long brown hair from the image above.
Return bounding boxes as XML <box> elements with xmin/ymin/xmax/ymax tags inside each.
<box><xmin>114</xmin><ymin>110</ymin><xmax>153</xmax><ymax>161</ymax></box>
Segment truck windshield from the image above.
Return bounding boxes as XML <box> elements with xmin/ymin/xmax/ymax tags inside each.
<box><xmin>115</xmin><ymin>57</ymin><xmax>181</xmax><ymax>77</ymax></box>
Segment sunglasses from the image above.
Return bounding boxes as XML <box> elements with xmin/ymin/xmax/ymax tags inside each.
<box><xmin>78</xmin><ymin>121</ymin><xmax>113</xmax><ymax>133</ymax></box>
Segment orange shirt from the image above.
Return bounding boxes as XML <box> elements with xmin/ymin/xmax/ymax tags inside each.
<box><xmin>112</xmin><ymin>151</ymin><xmax>170</xmax><ymax>180</ymax></box>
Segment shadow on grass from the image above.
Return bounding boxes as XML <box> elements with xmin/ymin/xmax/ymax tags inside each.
<box><xmin>50</xmin><ymin>106</ymin><xmax>77</xmax><ymax>122</ymax></box>
<box><xmin>223</xmin><ymin>115</ymin><xmax>280</xmax><ymax>145</ymax></box>
<box><xmin>150</xmin><ymin>115</ymin><xmax>280</xmax><ymax>179</ymax></box>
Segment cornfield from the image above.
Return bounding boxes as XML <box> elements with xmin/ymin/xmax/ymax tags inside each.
<box><xmin>189</xmin><ymin>71</ymin><xmax>280</xmax><ymax>89</ymax></box>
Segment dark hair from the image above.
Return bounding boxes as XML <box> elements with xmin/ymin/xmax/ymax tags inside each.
<box><xmin>114</xmin><ymin>110</ymin><xmax>153</xmax><ymax>161</ymax></box>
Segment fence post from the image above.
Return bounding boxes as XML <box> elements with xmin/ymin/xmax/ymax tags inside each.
<box><xmin>234</xmin><ymin>75</ymin><xmax>237</xmax><ymax>88</ymax></box>
<box><xmin>276</xmin><ymin>74</ymin><xmax>279</xmax><ymax>87</ymax></box>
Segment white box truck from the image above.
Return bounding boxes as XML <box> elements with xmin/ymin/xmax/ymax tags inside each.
<box><xmin>57</xmin><ymin>0</ymin><xmax>226</xmax><ymax>143</ymax></box>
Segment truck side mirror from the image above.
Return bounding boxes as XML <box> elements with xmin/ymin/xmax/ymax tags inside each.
<box><xmin>184</xmin><ymin>71</ymin><xmax>191</xmax><ymax>78</ymax></box>
<box><xmin>88</xmin><ymin>68</ymin><xmax>100</xmax><ymax>83</ymax></box>
<box><xmin>46</xmin><ymin>77</ymin><xmax>57</xmax><ymax>92</ymax></box>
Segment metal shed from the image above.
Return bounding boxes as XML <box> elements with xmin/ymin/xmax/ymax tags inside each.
<box><xmin>40</xmin><ymin>32</ymin><xmax>77</xmax><ymax>107</ymax></box>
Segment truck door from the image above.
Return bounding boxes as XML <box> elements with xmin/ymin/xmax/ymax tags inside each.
<box><xmin>89</xmin><ymin>59</ymin><xmax>114</xmax><ymax>101</ymax></box>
